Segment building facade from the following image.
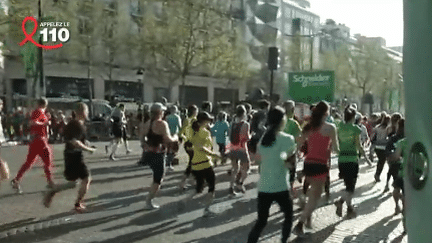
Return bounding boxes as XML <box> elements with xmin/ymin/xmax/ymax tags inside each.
<box><xmin>1</xmin><ymin>0</ymin><xmax>246</xmax><ymax>112</ymax></box>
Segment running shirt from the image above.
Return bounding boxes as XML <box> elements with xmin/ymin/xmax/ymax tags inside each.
<box><xmin>372</xmin><ymin>126</ymin><xmax>388</xmax><ymax>150</ymax></box>
<box><xmin>30</xmin><ymin>108</ymin><xmax>49</xmax><ymax>138</ymax></box>
<box><xmin>63</xmin><ymin>120</ymin><xmax>86</xmax><ymax>152</ymax></box>
<box><xmin>337</xmin><ymin>122</ymin><xmax>362</xmax><ymax>163</ymax></box>
<box><xmin>190</xmin><ymin>127</ymin><xmax>213</xmax><ymax>171</ymax></box>
<box><xmin>304</xmin><ymin>129</ymin><xmax>332</xmax><ymax>164</ymax></box>
<box><xmin>395</xmin><ymin>138</ymin><xmax>408</xmax><ymax>177</ymax></box>
<box><xmin>257</xmin><ymin>132</ymin><xmax>296</xmax><ymax>193</ymax></box>
<box><xmin>166</xmin><ymin>113</ymin><xmax>182</xmax><ymax>136</ymax></box>
<box><xmin>211</xmin><ymin>120</ymin><xmax>230</xmax><ymax>144</ymax></box>
<box><xmin>179</xmin><ymin>117</ymin><xmax>196</xmax><ymax>142</ymax></box>
<box><xmin>284</xmin><ymin>118</ymin><xmax>301</xmax><ymax>138</ymax></box>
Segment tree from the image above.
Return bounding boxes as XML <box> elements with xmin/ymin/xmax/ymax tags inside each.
<box><xmin>135</xmin><ymin>0</ymin><xmax>250</xmax><ymax>104</ymax></box>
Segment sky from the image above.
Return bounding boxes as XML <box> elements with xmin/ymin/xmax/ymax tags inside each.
<box><xmin>309</xmin><ymin>0</ymin><xmax>403</xmax><ymax>47</ymax></box>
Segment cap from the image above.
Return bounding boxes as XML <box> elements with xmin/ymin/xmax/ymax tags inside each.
<box><xmin>197</xmin><ymin>111</ymin><xmax>214</xmax><ymax>122</ymax></box>
<box><xmin>151</xmin><ymin>102</ymin><xmax>167</xmax><ymax>112</ymax></box>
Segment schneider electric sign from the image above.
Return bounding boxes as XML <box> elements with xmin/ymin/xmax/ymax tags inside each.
<box><xmin>288</xmin><ymin>71</ymin><xmax>335</xmax><ymax>104</ymax></box>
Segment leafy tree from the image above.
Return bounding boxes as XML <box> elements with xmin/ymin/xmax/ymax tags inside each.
<box><xmin>135</xmin><ymin>0</ymin><xmax>250</xmax><ymax>104</ymax></box>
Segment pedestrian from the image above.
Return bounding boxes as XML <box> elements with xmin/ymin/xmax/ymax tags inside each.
<box><xmin>211</xmin><ymin>111</ymin><xmax>230</xmax><ymax>166</ymax></box>
<box><xmin>165</xmin><ymin>105</ymin><xmax>182</xmax><ymax>171</ymax></box>
<box><xmin>43</xmin><ymin>102</ymin><xmax>96</xmax><ymax>212</ymax></box>
<box><xmin>282</xmin><ymin>100</ymin><xmax>302</xmax><ymax>194</ymax></box>
<box><xmin>384</xmin><ymin>118</ymin><xmax>405</xmax><ymax>192</ymax></box>
<box><xmin>247</xmin><ymin>106</ymin><xmax>296</xmax><ymax>243</ymax></box>
<box><xmin>0</xmin><ymin>99</ymin><xmax>10</xmax><ymax>185</ymax></box>
<box><xmin>142</xmin><ymin>103</ymin><xmax>178</xmax><ymax>210</ymax></box>
<box><xmin>293</xmin><ymin>101</ymin><xmax>339</xmax><ymax>235</ymax></box>
<box><xmin>372</xmin><ymin>115</ymin><xmax>391</xmax><ymax>182</ymax></box>
<box><xmin>334</xmin><ymin>106</ymin><xmax>372</xmax><ymax>219</ymax></box>
<box><xmin>226</xmin><ymin>105</ymin><xmax>252</xmax><ymax>195</ymax></box>
<box><xmin>178</xmin><ymin>105</ymin><xmax>198</xmax><ymax>190</ymax></box>
<box><xmin>179</xmin><ymin>111</ymin><xmax>219</xmax><ymax>217</ymax></box>
<box><xmin>106</xmin><ymin>104</ymin><xmax>131</xmax><ymax>160</ymax></box>
<box><xmin>388</xmin><ymin>127</ymin><xmax>407</xmax><ymax>233</ymax></box>
<box><xmin>11</xmin><ymin>98</ymin><xmax>55</xmax><ymax>193</ymax></box>
<box><xmin>355</xmin><ymin>113</ymin><xmax>372</xmax><ymax>166</ymax></box>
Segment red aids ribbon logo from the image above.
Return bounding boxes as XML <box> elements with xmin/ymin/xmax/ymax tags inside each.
<box><xmin>19</xmin><ymin>16</ymin><xmax>63</xmax><ymax>50</ymax></box>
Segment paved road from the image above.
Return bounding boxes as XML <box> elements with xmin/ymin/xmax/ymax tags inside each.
<box><xmin>0</xmin><ymin>141</ymin><xmax>407</xmax><ymax>243</ymax></box>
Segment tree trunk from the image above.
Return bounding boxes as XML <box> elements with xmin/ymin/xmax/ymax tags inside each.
<box><xmin>180</xmin><ymin>75</ymin><xmax>186</xmax><ymax>106</ymax></box>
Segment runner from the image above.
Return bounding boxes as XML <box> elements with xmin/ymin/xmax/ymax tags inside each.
<box><xmin>384</xmin><ymin>118</ymin><xmax>405</xmax><ymax>192</ymax></box>
<box><xmin>293</xmin><ymin>101</ymin><xmax>339</xmax><ymax>235</ymax></box>
<box><xmin>247</xmin><ymin>106</ymin><xmax>296</xmax><ymax>243</ymax></box>
<box><xmin>179</xmin><ymin>111</ymin><xmax>219</xmax><ymax>217</ymax></box>
<box><xmin>282</xmin><ymin>100</ymin><xmax>302</xmax><ymax>194</ymax></box>
<box><xmin>43</xmin><ymin>102</ymin><xmax>96</xmax><ymax>212</ymax></box>
<box><xmin>372</xmin><ymin>115</ymin><xmax>391</xmax><ymax>182</ymax></box>
<box><xmin>178</xmin><ymin>104</ymin><xmax>198</xmax><ymax>190</ymax></box>
<box><xmin>334</xmin><ymin>106</ymin><xmax>372</xmax><ymax>219</ymax></box>
<box><xmin>11</xmin><ymin>98</ymin><xmax>55</xmax><ymax>193</ymax></box>
<box><xmin>211</xmin><ymin>111</ymin><xmax>230</xmax><ymax>166</ymax></box>
<box><xmin>165</xmin><ymin>105</ymin><xmax>182</xmax><ymax>171</ymax></box>
<box><xmin>388</xmin><ymin>126</ymin><xmax>407</xmax><ymax>233</ymax></box>
<box><xmin>142</xmin><ymin>103</ymin><xmax>178</xmax><ymax>210</ymax></box>
<box><xmin>226</xmin><ymin>105</ymin><xmax>252</xmax><ymax>195</ymax></box>
<box><xmin>106</xmin><ymin>104</ymin><xmax>131</xmax><ymax>161</ymax></box>
<box><xmin>355</xmin><ymin>113</ymin><xmax>372</xmax><ymax>166</ymax></box>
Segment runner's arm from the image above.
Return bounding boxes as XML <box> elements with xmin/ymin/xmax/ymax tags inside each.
<box><xmin>330</xmin><ymin>125</ymin><xmax>340</xmax><ymax>154</ymax></box>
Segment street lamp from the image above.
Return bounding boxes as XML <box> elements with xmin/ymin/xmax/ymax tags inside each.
<box><xmin>136</xmin><ymin>68</ymin><xmax>145</xmax><ymax>103</ymax></box>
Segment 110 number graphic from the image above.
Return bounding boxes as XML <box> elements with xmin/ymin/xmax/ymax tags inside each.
<box><xmin>40</xmin><ymin>28</ymin><xmax>70</xmax><ymax>42</ymax></box>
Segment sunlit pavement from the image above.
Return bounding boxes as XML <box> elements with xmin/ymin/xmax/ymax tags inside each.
<box><xmin>0</xmin><ymin>141</ymin><xmax>407</xmax><ymax>243</ymax></box>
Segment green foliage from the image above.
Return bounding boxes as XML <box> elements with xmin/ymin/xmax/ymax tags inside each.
<box><xmin>136</xmin><ymin>0</ymin><xmax>250</xmax><ymax>83</ymax></box>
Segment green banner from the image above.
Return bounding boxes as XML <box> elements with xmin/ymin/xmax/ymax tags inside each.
<box><xmin>288</xmin><ymin>70</ymin><xmax>335</xmax><ymax>104</ymax></box>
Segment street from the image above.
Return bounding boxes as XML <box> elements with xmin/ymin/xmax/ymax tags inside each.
<box><xmin>0</xmin><ymin>141</ymin><xmax>407</xmax><ymax>243</ymax></box>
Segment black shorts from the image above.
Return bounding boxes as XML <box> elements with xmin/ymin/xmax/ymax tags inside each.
<box><xmin>191</xmin><ymin>167</ymin><xmax>215</xmax><ymax>193</ymax></box>
<box><xmin>145</xmin><ymin>152</ymin><xmax>166</xmax><ymax>184</ymax></box>
<box><xmin>338</xmin><ymin>162</ymin><xmax>359</xmax><ymax>193</ymax></box>
<box><xmin>303</xmin><ymin>162</ymin><xmax>329</xmax><ymax>177</ymax></box>
<box><xmin>64</xmin><ymin>151</ymin><xmax>90</xmax><ymax>181</ymax></box>
<box><xmin>393</xmin><ymin>176</ymin><xmax>404</xmax><ymax>193</ymax></box>
<box><xmin>112</xmin><ymin>123</ymin><xmax>125</xmax><ymax>138</ymax></box>
<box><xmin>388</xmin><ymin>162</ymin><xmax>402</xmax><ymax>180</ymax></box>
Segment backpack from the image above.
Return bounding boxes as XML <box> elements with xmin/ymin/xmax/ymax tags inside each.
<box><xmin>230</xmin><ymin>121</ymin><xmax>245</xmax><ymax>145</ymax></box>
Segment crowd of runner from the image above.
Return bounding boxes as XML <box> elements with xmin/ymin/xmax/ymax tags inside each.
<box><xmin>0</xmin><ymin>97</ymin><xmax>408</xmax><ymax>242</ymax></box>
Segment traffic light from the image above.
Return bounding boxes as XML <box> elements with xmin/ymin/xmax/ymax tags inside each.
<box><xmin>268</xmin><ymin>47</ymin><xmax>279</xmax><ymax>70</ymax></box>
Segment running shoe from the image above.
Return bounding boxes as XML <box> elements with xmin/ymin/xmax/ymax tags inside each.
<box><xmin>334</xmin><ymin>200</ymin><xmax>343</xmax><ymax>217</ymax></box>
<box><xmin>74</xmin><ymin>203</ymin><xmax>87</xmax><ymax>213</ymax></box>
<box><xmin>292</xmin><ymin>222</ymin><xmax>304</xmax><ymax>235</ymax></box>
<box><xmin>109</xmin><ymin>154</ymin><xmax>117</xmax><ymax>161</ymax></box>
<box><xmin>166</xmin><ymin>166</ymin><xmax>175</xmax><ymax>172</ymax></box>
<box><xmin>203</xmin><ymin>208</ymin><xmax>217</xmax><ymax>217</ymax></box>
<box><xmin>43</xmin><ymin>190</ymin><xmax>57</xmax><ymax>208</ymax></box>
<box><xmin>11</xmin><ymin>179</ymin><xmax>23</xmax><ymax>194</ymax></box>
<box><xmin>126</xmin><ymin>150</ymin><xmax>132</xmax><ymax>155</ymax></box>
<box><xmin>236</xmin><ymin>184</ymin><xmax>246</xmax><ymax>194</ymax></box>
<box><xmin>144</xmin><ymin>200</ymin><xmax>160</xmax><ymax>210</ymax></box>
<box><xmin>229</xmin><ymin>187</ymin><xmax>238</xmax><ymax>196</ymax></box>
<box><xmin>394</xmin><ymin>206</ymin><xmax>402</xmax><ymax>215</ymax></box>
<box><xmin>383</xmin><ymin>185</ymin><xmax>390</xmax><ymax>193</ymax></box>
<box><xmin>347</xmin><ymin>206</ymin><xmax>357</xmax><ymax>219</ymax></box>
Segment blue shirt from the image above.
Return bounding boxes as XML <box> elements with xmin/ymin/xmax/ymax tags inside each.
<box><xmin>166</xmin><ymin>114</ymin><xmax>182</xmax><ymax>136</ymax></box>
<box><xmin>211</xmin><ymin>120</ymin><xmax>230</xmax><ymax>144</ymax></box>
<box><xmin>257</xmin><ymin>132</ymin><xmax>296</xmax><ymax>193</ymax></box>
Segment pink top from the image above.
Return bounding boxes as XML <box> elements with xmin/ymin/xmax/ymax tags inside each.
<box><xmin>305</xmin><ymin>129</ymin><xmax>332</xmax><ymax>164</ymax></box>
<box><xmin>228</xmin><ymin>121</ymin><xmax>251</xmax><ymax>151</ymax></box>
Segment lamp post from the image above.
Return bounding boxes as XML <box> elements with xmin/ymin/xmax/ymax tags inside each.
<box><xmin>38</xmin><ymin>0</ymin><xmax>44</xmax><ymax>98</ymax></box>
<box><xmin>137</xmin><ymin>68</ymin><xmax>145</xmax><ymax>103</ymax></box>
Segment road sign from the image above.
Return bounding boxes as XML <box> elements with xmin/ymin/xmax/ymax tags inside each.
<box><xmin>288</xmin><ymin>70</ymin><xmax>335</xmax><ymax>104</ymax></box>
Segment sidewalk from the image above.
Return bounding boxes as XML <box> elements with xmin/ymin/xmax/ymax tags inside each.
<box><xmin>0</xmin><ymin>141</ymin><xmax>407</xmax><ymax>243</ymax></box>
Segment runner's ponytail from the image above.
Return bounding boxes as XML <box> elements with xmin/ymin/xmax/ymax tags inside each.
<box><xmin>261</xmin><ymin>106</ymin><xmax>285</xmax><ymax>147</ymax></box>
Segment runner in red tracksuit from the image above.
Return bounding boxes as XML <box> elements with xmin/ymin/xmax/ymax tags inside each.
<box><xmin>11</xmin><ymin>98</ymin><xmax>55</xmax><ymax>193</ymax></box>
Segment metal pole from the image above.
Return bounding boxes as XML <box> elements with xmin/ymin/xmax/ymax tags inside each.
<box><xmin>310</xmin><ymin>36</ymin><xmax>313</xmax><ymax>70</ymax></box>
<box><xmin>38</xmin><ymin>0</ymin><xmax>44</xmax><ymax>97</ymax></box>
<box><xmin>87</xmin><ymin>40</ymin><xmax>93</xmax><ymax>118</ymax></box>
<box><xmin>270</xmin><ymin>69</ymin><xmax>274</xmax><ymax>98</ymax></box>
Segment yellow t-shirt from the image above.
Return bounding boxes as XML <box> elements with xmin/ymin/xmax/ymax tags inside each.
<box><xmin>190</xmin><ymin>127</ymin><xmax>213</xmax><ymax>171</ymax></box>
<box><xmin>179</xmin><ymin>117</ymin><xmax>196</xmax><ymax>141</ymax></box>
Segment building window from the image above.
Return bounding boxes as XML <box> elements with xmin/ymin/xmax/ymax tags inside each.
<box><xmin>78</xmin><ymin>17</ymin><xmax>92</xmax><ymax>35</ymax></box>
